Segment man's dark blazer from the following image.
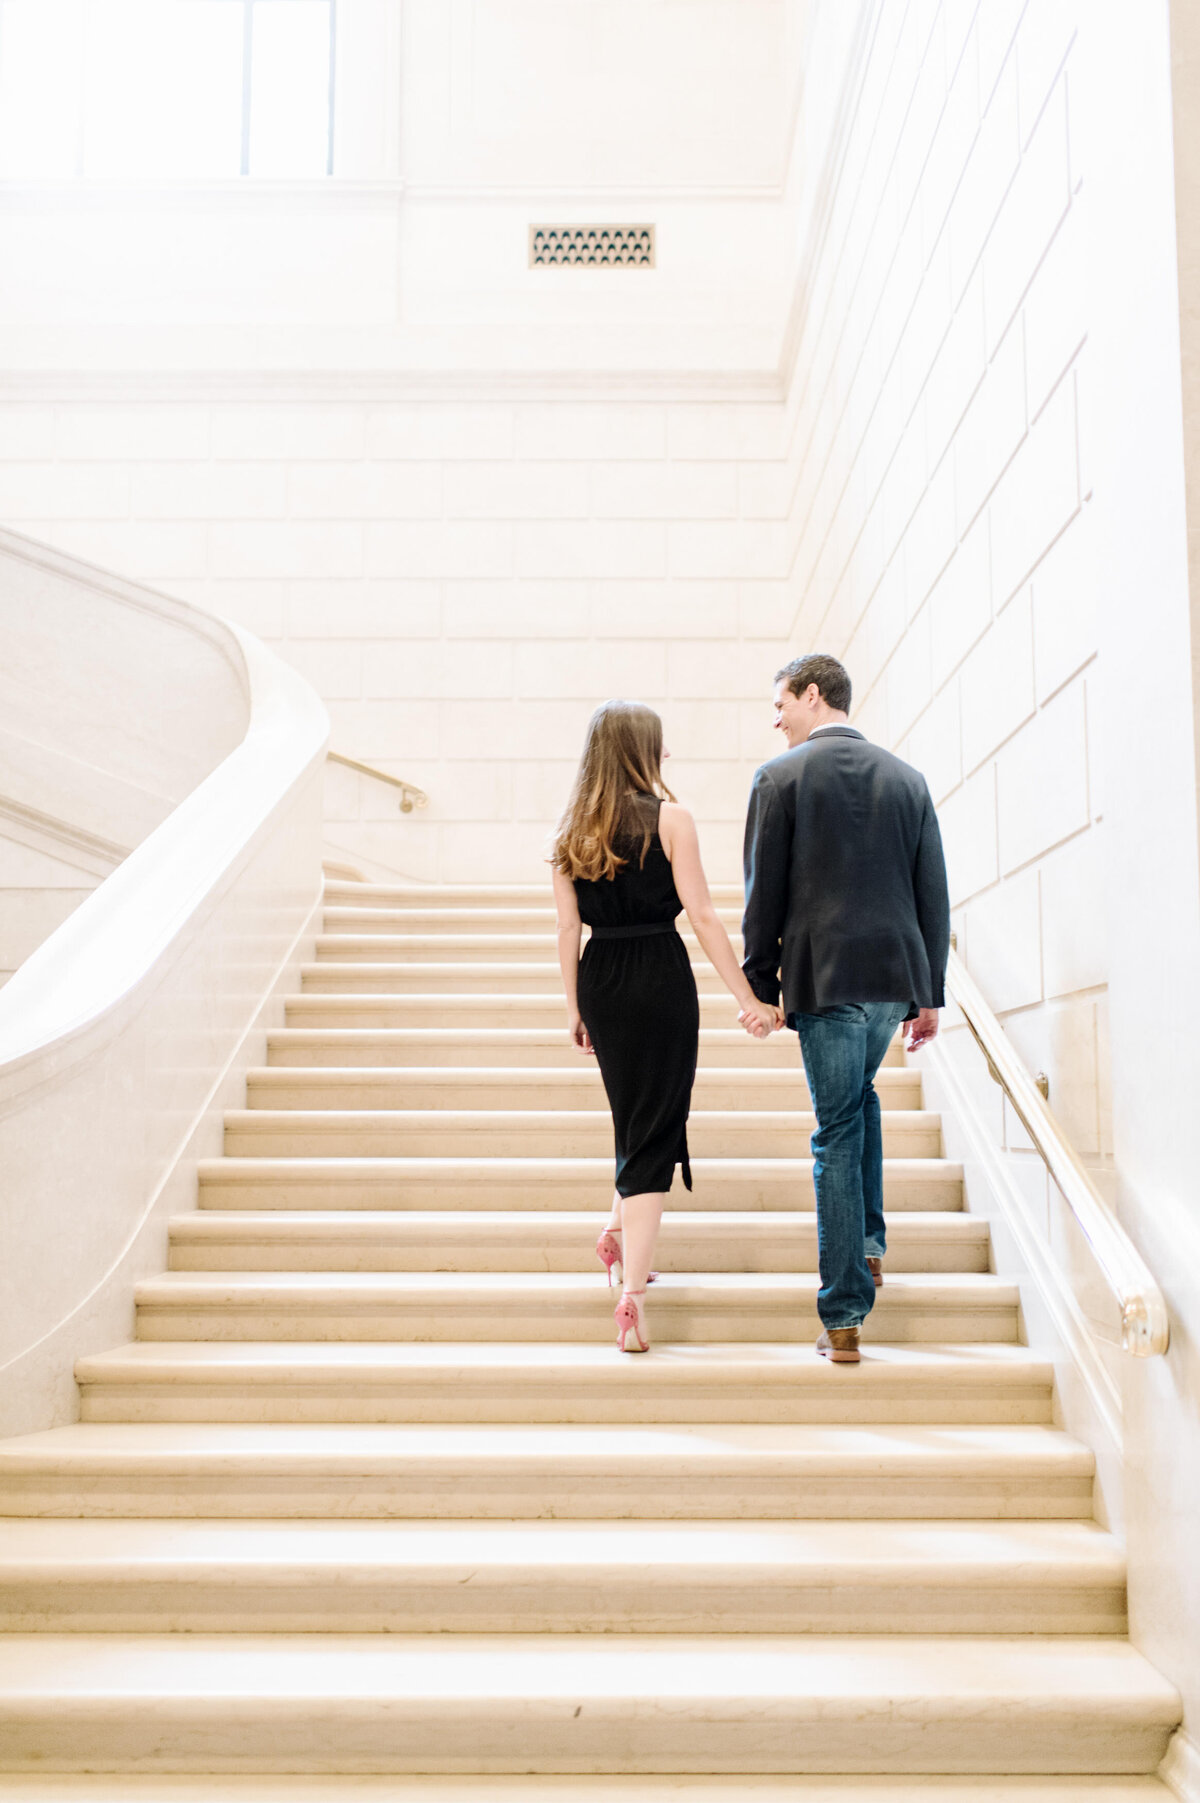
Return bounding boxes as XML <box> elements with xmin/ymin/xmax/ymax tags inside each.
<box><xmin>741</xmin><ymin>725</ymin><xmax>950</xmax><ymax>1020</ymax></box>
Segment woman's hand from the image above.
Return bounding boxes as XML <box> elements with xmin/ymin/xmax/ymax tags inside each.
<box><xmin>568</xmin><ymin>1012</ymin><xmax>595</xmax><ymax>1055</ymax></box>
<box><xmin>738</xmin><ymin>998</ymin><xmax>783</xmax><ymax>1039</ymax></box>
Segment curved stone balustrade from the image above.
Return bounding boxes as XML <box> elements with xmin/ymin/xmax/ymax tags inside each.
<box><xmin>0</xmin><ymin>535</ymin><xmax>328</xmax><ymax>1436</ymax></box>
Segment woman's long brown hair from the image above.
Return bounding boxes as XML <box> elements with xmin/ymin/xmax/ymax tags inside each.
<box><xmin>551</xmin><ymin>700</ymin><xmax>676</xmax><ymax>882</ymax></box>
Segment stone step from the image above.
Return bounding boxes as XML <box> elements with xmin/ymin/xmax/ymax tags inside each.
<box><xmin>285</xmin><ymin>993</ymin><xmax>817</xmax><ymax>1031</ymax></box>
<box><xmin>314</xmin><ymin>933</ymin><xmax>743</xmax><ymax>964</ymax></box>
<box><xmin>132</xmin><ymin>1271</ymin><xmax>1018</xmax><ymax>1345</ymax></box>
<box><xmin>0</xmin><ymin>1634</ymin><xmax>1178</xmax><ymax>1774</ymax></box>
<box><xmin>0</xmin><ymin>1421</ymin><xmax>1095</xmax><ymax>1520</ymax></box>
<box><xmin>322</xmin><ymin>906</ymin><xmax>743</xmax><ymax>934</ymax></box>
<box><xmin>168</xmin><ymin>1209</ymin><xmax>990</xmax><ymax>1273</ymax></box>
<box><xmin>0</xmin><ymin>1519</ymin><xmax>1126</xmax><ymax>1636</ymax></box>
<box><xmin>71</xmin><ymin>1342</ymin><xmax>1055</xmax><ymax>1425</ymax></box>
<box><xmin>196</xmin><ymin>1156</ymin><xmax>964</xmax><ymax>1213</ymax></box>
<box><xmin>267</xmin><ymin>1026</ymin><xmax>882</xmax><ymax>1070</ymax></box>
<box><xmin>221</xmin><ymin>1108</ymin><xmax>944</xmax><ymax>1161</ymax></box>
<box><xmin>0</xmin><ymin>1777</ymin><xmax>1175</xmax><ymax>1801</ymax></box>
<box><xmin>244</xmin><ymin>1065</ymin><xmax>924</xmax><ymax>1111</ymax></box>
<box><xmin>298</xmin><ymin>962</ymin><xmax>732</xmax><ymax>995</ymax></box>
<box><xmin>322</xmin><ymin>883</ymin><xmax>744</xmax><ymax>909</ymax></box>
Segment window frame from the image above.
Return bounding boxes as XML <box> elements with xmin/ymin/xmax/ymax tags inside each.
<box><xmin>0</xmin><ymin>0</ymin><xmax>337</xmax><ymax>183</ymax></box>
<box><xmin>240</xmin><ymin>0</ymin><xmax>337</xmax><ymax>179</ymax></box>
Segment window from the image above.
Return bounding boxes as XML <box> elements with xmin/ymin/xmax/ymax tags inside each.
<box><xmin>0</xmin><ymin>0</ymin><xmax>335</xmax><ymax>180</ymax></box>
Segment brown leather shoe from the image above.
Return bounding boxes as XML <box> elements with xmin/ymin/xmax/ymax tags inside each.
<box><xmin>867</xmin><ymin>1257</ymin><xmax>883</xmax><ymax>1289</ymax></box>
<box><xmin>816</xmin><ymin>1327</ymin><xmax>861</xmax><ymax>1363</ymax></box>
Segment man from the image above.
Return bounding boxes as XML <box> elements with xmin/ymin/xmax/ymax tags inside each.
<box><xmin>741</xmin><ymin>653</ymin><xmax>950</xmax><ymax>1364</ymax></box>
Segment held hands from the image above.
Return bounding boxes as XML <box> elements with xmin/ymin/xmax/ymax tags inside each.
<box><xmin>738</xmin><ymin>998</ymin><xmax>785</xmax><ymax>1039</ymax></box>
<box><xmin>567</xmin><ymin>1011</ymin><xmax>595</xmax><ymax>1056</ymax></box>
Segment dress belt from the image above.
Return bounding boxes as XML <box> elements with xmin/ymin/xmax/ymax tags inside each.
<box><xmin>588</xmin><ymin>921</ymin><xmax>679</xmax><ymax>940</ymax></box>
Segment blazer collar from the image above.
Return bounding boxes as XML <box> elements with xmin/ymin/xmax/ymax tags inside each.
<box><xmin>806</xmin><ymin>725</ymin><xmax>866</xmax><ymax>742</ymax></box>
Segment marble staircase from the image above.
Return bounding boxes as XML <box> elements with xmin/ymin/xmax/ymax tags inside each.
<box><xmin>0</xmin><ymin>880</ymin><xmax>1180</xmax><ymax>1792</ymax></box>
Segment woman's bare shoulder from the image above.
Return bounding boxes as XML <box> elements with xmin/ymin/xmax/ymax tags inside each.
<box><xmin>657</xmin><ymin>800</ymin><xmax>695</xmax><ymax>855</ymax></box>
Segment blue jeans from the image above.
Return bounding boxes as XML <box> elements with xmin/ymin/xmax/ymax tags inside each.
<box><xmin>790</xmin><ymin>1001</ymin><xmax>910</xmax><ymax>1332</ymax></box>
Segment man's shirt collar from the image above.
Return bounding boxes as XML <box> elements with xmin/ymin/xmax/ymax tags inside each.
<box><xmin>807</xmin><ymin>722</ymin><xmax>864</xmax><ymax>740</ymax></box>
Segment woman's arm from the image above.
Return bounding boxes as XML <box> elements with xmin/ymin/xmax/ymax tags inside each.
<box><xmin>550</xmin><ymin>865</ymin><xmax>593</xmax><ymax>1054</ymax></box>
<box><xmin>659</xmin><ymin>803</ymin><xmax>782</xmax><ymax>1037</ymax></box>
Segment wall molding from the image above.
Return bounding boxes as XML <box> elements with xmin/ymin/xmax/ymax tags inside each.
<box><xmin>0</xmin><ymin>796</ymin><xmax>127</xmax><ymax>875</ymax></box>
<box><xmin>0</xmin><ymin>179</ymin><xmax>406</xmax><ymax>213</ymax></box>
<box><xmin>404</xmin><ymin>182</ymin><xmax>782</xmax><ymax>202</ymax></box>
<box><xmin>0</xmin><ymin>368</ymin><xmax>784</xmax><ymax>405</ymax></box>
<box><xmin>926</xmin><ymin>1030</ymin><xmax>1125</xmax><ymax>1459</ymax></box>
<box><xmin>0</xmin><ymin>177</ymin><xmax>788</xmax><ymax>209</ymax></box>
<box><xmin>1162</xmin><ymin>1729</ymin><xmax>1200</xmax><ymax>1802</ymax></box>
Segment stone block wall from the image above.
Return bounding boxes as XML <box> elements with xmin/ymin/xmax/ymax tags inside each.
<box><xmin>0</xmin><ymin>394</ymin><xmax>795</xmax><ymax>883</ymax></box>
<box><xmin>778</xmin><ymin>0</ymin><xmax>1101</xmax><ymax>1173</ymax></box>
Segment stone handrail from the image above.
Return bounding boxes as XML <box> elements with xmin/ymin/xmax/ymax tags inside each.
<box><xmin>327</xmin><ymin>750</ymin><xmax>428</xmax><ymax>813</ymax></box>
<box><xmin>946</xmin><ymin>947</ymin><xmax>1169</xmax><ymax>1357</ymax></box>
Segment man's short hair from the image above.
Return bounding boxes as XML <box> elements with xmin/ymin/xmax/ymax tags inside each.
<box><xmin>775</xmin><ymin>653</ymin><xmax>852</xmax><ymax>715</ymax></box>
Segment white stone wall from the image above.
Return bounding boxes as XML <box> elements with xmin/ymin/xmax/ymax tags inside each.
<box><xmin>0</xmin><ymin>395</ymin><xmax>793</xmax><ymax>883</ymax></box>
<box><xmin>779</xmin><ymin>0</ymin><xmax>1101</xmax><ymax>1168</ymax></box>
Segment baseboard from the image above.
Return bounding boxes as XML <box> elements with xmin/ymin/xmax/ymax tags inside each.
<box><xmin>924</xmin><ymin>1032</ymin><xmax>1126</xmax><ymax>1528</ymax></box>
<box><xmin>0</xmin><ymin>882</ymin><xmax>323</xmax><ymax>1440</ymax></box>
<box><xmin>1163</xmin><ymin>1729</ymin><xmax>1200</xmax><ymax>1800</ymax></box>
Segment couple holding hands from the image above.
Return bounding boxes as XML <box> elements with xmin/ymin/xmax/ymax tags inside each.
<box><xmin>551</xmin><ymin>652</ymin><xmax>951</xmax><ymax>1362</ymax></box>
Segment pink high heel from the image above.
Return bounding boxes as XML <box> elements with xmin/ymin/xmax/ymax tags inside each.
<box><xmin>595</xmin><ymin>1230</ymin><xmax>624</xmax><ymax>1288</ymax></box>
<box><xmin>614</xmin><ymin>1287</ymin><xmax>649</xmax><ymax>1354</ymax></box>
<box><xmin>595</xmin><ymin>1228</ymin><xmax>657</xmax><ymax>1289</ymax></box>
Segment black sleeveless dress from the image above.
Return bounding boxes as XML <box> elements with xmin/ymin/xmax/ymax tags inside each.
<box><xmin>574</xmin><ymin>797</ymin><xmax>699</xmax><ymax>1197</ymax></box>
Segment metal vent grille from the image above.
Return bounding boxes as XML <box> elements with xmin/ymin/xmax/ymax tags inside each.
<box><xmin>530</xmin><ymin>225</ymin><xmax>655</xmax><ymax>267</ymax></box>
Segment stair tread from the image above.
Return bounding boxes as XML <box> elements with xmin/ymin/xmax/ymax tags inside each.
<box><xmin>322</xmin><ymin>908</ymin><xmax>564</xmax><ymax>921</ymax></box>
<box><xmin>248</xmin><ymin>1063</ymin><xmax>918</xmax><ymax>1081</ymax></box>
<box><xmin>136</xmin><ymin>1271</ymin><xmax>1014</xmax><ymax>1300</ymax></box>
<box><xmin>312</xmin><ymin>939</ymin><xmax>740</xmax><ymax>956</ymax></box>
<box><xmin>170</xmin><ymin>1208</ymin><xmax>986</xmax><ymax>1237</ymax></box>
<box><xmin>285</xmin><ymin>994</ymin><xmax>816</xmax><ymax>1009</ymax></box>
<box><xmin>0</xmin><ymin>1418</ymin><xmax>1092</xmax><ymax>1471</ymax></box>
<box><xmin>301</xmin><ymin>961</ymin><xmax>723</xmax><ymax>975</ymax></box>
<box><xmin>224</xmin><ymin>1108</ymin><xmax>938</xmax><ymax>1126</ymax></box>
<box><xmin>266</xmin><ymin>1029</ymin><xmax>849</xmax><ymax>1044</ymax></box>
<box><xmin>0</xmin><ymin>1633</ymin><xmax>1178</xmax><ymax>1712</ymax></box>
<box><xmin>200</xmin><ymin>1156</ymin><xmax>958</xmax><ymax>1177</ymax></box>
<box><xmin>75</xmin><ymin>1341</ymin><xmax>1050</xmax><ymax>1381</ymax></box>
<box><xmin>321</xmin><ymin>884</ymin><xmax>744</xmax><ymax>903</ymax></box>
<box><xmin>0</xmin><ymin>1778</ymin><xmax>1175</xmax><ymax>1800</ymax></box>
<box><xmin>264</xmin><ymin>1028</ymin><xmax>891</xmax><ymax>1069</ymax></box>
<box><xmin>246</xmin><ymin>1066</ymin><xmax>920</xmax><ymax>1095</ymax></box>
<box><xmin>0</xmin><ymin>1517</ymin><xmax>1123</xmax><ymax>1580</ymax></box>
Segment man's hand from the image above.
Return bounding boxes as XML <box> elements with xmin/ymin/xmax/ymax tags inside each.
<box><xmin>905</xmin><ymin>1007</ymin><xmax>940</xmax><ymax>1052</ymax></box>
<box><xmin>738</xmin><ymin>1000</ymin><xmax>784</xmax><ymax>1039</ymax></box>
<box><xmin>567</xmin><ymin>1012</ymin><xmax>595</xmax><ymax>1055</ymax></box>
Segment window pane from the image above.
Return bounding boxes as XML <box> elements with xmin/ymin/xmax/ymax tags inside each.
<box><xmin>0</xmin><ymin>0</ymin><xmax>84</xmax><ymax>178</ymax></box>
<box><xmin>82</xmin><ymin>0</ymin><xmax>243</xmax><ymax>180</ymax></box>
<box><xmin>249</xmin><ymin>0</ymin><xmax>330</xmax><ymax>178</ymax></box>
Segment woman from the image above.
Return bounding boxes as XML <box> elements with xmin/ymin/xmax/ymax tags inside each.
<box><xmin>550</xmin><ymin>700</ymin><xmax>781</xmax><ymax>1353</ymax></box>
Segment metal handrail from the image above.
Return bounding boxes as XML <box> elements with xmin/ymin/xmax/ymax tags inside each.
<box><xmin>328</xmin><ymin>751</ymin><xmax>428</xmax><ymax>814</ymax></box>
<box><xmin>945</xmin><ymin>946</ymin><xmax>1169</xmax><ymax>1357</ymax></box>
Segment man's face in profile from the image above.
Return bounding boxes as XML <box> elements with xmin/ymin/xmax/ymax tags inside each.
<box><xmin>773</xmin><ymin>678</ymin><xmax>809</xmax><ymax>749</ymax></box>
